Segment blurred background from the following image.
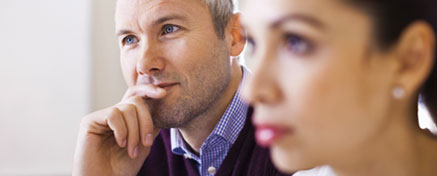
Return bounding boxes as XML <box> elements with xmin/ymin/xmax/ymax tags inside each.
<box><xmin>0</xmin><ymin>0</ymin><xmax>124</xmax><ymax>175</ymax></box>
<box><xmin>0</xmin><ymin>0</ymin><xmax>434</xmax><ymax>175</ymax></box>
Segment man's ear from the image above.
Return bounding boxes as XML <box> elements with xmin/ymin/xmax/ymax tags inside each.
<box><xmin>392</xmin><ymin>21</ymin><xmax>435</xmax><ymax>98</ymax></box>
<box><xmin>226</xmin><ymin>13</ymin><xmax>246</xmax><ymax>57</ymax></box>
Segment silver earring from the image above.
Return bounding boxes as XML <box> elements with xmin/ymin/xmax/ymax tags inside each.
<box><xmin>392</xmin><ymin>86</ymin><xmax>405</xmax><ymax>99</ymax></box>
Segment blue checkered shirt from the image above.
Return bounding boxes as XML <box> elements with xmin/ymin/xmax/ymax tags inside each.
<box><xmin>170</xmin><ymin>67</ymin><xmax>249</xmax><ymax>176</ymax></box>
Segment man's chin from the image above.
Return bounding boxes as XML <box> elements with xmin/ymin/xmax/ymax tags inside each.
<box><xmin>152</xmin><ymin>119</ymin><xmax>185</xmax><ymax>129</ymax></box>
<box><xmin>150</xmin><ymin>109</ymin><xmax>189</xmax><ymax>129</ymax></box>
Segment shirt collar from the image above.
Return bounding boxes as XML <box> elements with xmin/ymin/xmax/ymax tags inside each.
<box><xmin>209</xmin><ymin>69</ymin><xmax>248</xmax><ymax>144</ymax></box>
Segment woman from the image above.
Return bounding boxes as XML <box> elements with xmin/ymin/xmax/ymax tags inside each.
<box><xmin>241</xmin><ymin>0</ymin><xmax>437</xmax><ymax>175</ymax></box>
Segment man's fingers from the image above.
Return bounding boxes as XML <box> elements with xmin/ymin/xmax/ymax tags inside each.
<box><xmin>104</xmin><ymin>84</ymin><xmax>166</xmax><ymax>159</ymax></box>
<box><xmin>122</xmin><ymin>84</ymin><xmax>167</xmax><ymax>101</ymax></box>
<box><xmin>80</xmin><ymin>87</ymin><xmax>162</xmax><ymax>161</ymax></box>
<box><xmin>117</xmin><ymin>104</ymin><xmax>140</xmax><ymax>159</ymax></box>
<box><xmin>82</xmin><ymin>108</ymin><xmax>128</xmax><ymax>148</ymax></box>
<box><xmin>128</xmin><ymin>96</ymin><xmax>155</xmax><ymax>147</ymax></box>
<box><xmin>106</xmin><ymin>108</ymin><xmax>128</xmax><ymax>148</ymax></box>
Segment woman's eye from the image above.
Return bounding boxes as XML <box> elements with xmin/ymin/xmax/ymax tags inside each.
<box><xmin>123</xmin><ymin>35</ymin><xmax>138</xmax><ymax>45</ymax></box>
<box><xmin>162</xmin><ymin>25</ymin><xmax>181</xmax><ymax>35</ymax></box>
<box><xmin>285</xmin><ymin>34</ymin><xmax>312</xmax><ymax>55</ymax></box>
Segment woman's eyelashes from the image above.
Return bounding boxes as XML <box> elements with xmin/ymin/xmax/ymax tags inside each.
<box><xmin>284</xmin><ymin>33</ymin><xmax>314</xmax><ymax>55</ymax></box>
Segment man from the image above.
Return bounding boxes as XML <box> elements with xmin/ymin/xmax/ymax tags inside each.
<box><xmin>73</xmin><ymin>0</ymin><xmax>287</xmax><ymax>175</ymax></box>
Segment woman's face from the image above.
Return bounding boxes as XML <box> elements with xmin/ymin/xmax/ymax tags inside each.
<box><xmin>241</xmin><ymin>0</ymin><xmax>400</xmax><ymax>173</ymax></box>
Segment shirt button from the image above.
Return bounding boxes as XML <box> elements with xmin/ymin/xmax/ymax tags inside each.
<box><xmin>183</xmin><ymin>153</ymin><xmax>191</xmax><ymax>159</ymax></box>
<box><xmin>208</xmin><ymin>166</ymin><xmax>216</xmax><ymax>175</ymax></box>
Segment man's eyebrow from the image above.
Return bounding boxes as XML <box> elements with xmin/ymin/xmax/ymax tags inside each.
<box><xmin>117</xmin><ymin>29</ymin><xmax>133</xmax><ymax>37</ymax></box>
<box><xmin>270</xmin><ymin>13</ymin><xmax>325</xmax><ymax>30</ymax></box>
<box><xmin>152</xmin><ymin>14</ymin><xmax>188</xmax><ymax>26</ymax></box>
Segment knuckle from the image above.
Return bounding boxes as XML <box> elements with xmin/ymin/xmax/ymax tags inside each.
<box><xmin>107</xmin><ymin>107</ymin><xmax>121</xmax><ymax>120</ymax></box>
<box><xmin>109</xmin><ymin>107</ymin><xmax>121</xmax><ymax>115</ymax></box>
<box><xmin>80</xmin><ymin>109</ymin><xmax>105</xmax><ymax>126</ymax></box>
<box><xmin>106</xmin><ymin>109</ymin><xmax>125</xmax><ymax>129</ymax></box>
<box><xmin>118</xmin><ymin>103</ymin><xmax>136</xmax><ymax>113</ymax></box>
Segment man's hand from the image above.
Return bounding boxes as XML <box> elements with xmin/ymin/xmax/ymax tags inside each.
<box><xmin>73</xmin><ymin>85</ymin><xmax>166</xmax><ymax>176</ymax></box>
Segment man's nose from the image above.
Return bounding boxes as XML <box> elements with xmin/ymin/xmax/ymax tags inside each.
<box><xmin>136</xmin><ymin>43</ymin><xmax>165</xmax><ymax>76</ymax></box>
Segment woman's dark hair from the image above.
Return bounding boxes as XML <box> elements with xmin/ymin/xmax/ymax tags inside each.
<box><xmin>346</xmin><ymin>0</ymin><xmax>437</xmax><ymax>122</ymax></box>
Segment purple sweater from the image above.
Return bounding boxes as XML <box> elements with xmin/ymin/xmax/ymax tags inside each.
<box><xmin>137</xmin><ymin>108</ymin><xmax>289</xmax><ymax>176</ymax></box>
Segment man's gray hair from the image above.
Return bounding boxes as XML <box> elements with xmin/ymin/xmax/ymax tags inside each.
<box><xmin>203</xmin><ymin>0</ymin><xmax>234</xmax><ymax>39</ymax></box>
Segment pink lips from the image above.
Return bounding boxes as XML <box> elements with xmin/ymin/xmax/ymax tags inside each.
<box><xmin>156</xmin><ymin>82</ymin><xmax>178</xmax><ymax>91</ymax></box>
<box><xmin>255</xmin><ymin>125</ymin><xmax>292</xmax><ymax>147</ymax></box>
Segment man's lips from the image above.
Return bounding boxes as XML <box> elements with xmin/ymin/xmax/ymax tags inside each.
<box><xmin>255</xmin><ymin>124</ymin><xmax>293</xmax><ymax>147</ymax></box>
<box><xmin>155</xmin><ymin>82</ymin><xmax>178</xmax><ymax>90</ymax></box>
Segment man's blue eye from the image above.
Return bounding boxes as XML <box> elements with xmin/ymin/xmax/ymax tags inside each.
<box><xmin>163</xmin><ymin>25</ymin><xmax>180</xmax><ymax>34</ymax></box>
<box><xmin>286</xmin><ymin>34</ymin><xmax>312</xmax><ymax>55</ymax></box>
<box><xmin>123</xmin><ymin>35</ymin><xmax>137</xmax><ymax>45</ymax></box>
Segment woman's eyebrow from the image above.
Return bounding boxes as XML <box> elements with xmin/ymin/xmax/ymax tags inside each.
<box><xmin>270</xmin><ymin>13</ymin><xmax>325</xmax><ymax>30</ymax></box>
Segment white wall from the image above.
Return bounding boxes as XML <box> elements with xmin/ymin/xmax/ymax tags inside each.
<box><xmin>90</xmin><ymin>0</ymin><xmax>126</xmax><ymax>111</ymax></box>
<box><xmin>0</xmin><ymin>0</ymin><xmax>90</xmax><ymax>175</ymax></box>
<box><xmin>0</xmin><ymin>0</ymin><xmax>126</xmax><ymax>175</ymax></box>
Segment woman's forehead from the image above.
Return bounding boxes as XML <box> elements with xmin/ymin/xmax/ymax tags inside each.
<box><xmin>241</xmin><ymin>0</ymin><xmax>372</xmax><ymax>36</ymax></box>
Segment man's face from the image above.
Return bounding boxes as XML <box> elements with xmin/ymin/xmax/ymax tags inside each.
<box><xmin>115</xmin><ymin>0</ymin><xmax>233</xmax><ymax>128</ymax></box>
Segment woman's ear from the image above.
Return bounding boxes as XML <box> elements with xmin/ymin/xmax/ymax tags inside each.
<box><xmin>226</xmin><ymin>13</ymin><xmax>246</xmax><ymax>57</ymax></box>
<box><xmin>392</xmin><ymin>21</ymin><xmax>435</xmax><ymax>99</ymax></box>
